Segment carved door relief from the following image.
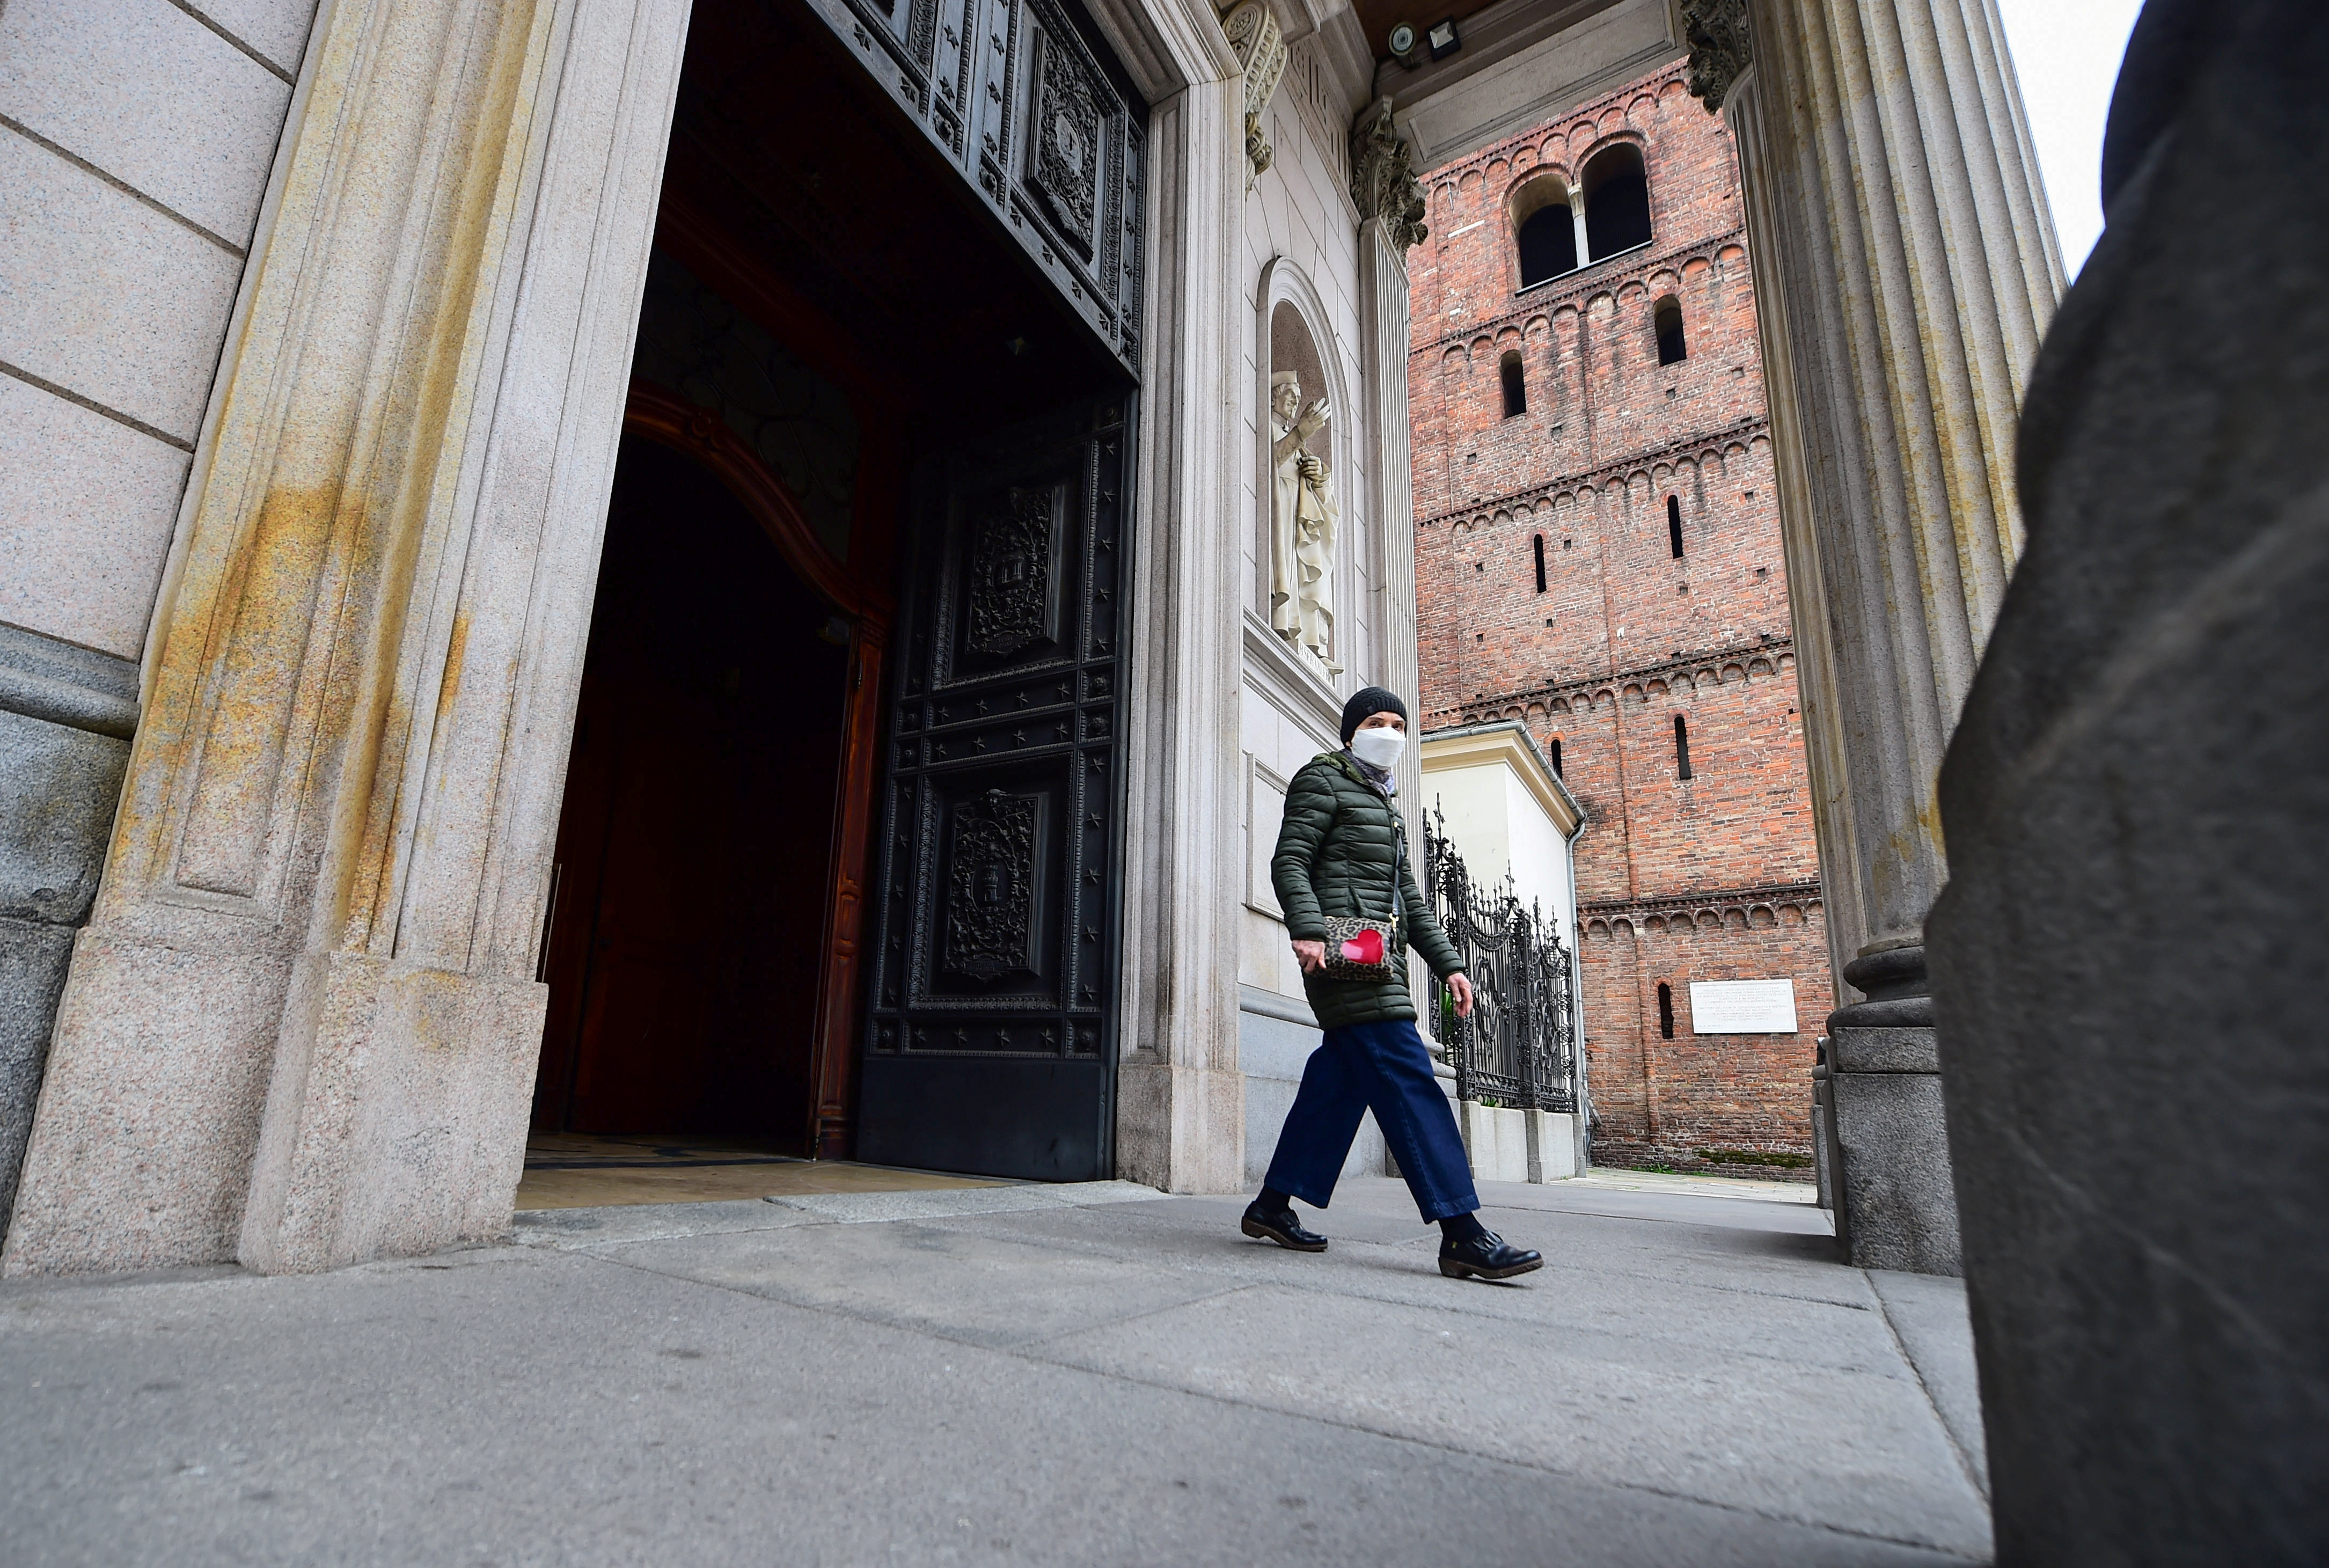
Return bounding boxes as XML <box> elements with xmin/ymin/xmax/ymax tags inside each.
<box><xmin>966</xmin><ymin>484</ymin><xmax>1063</xmax><ymax>655</ymax></box>
<box><xmin>859</xmin><ymin>397</ymin><xmax>1133</xmax><ymax>1180</ymax></box>
<box><xmin>944</xmin><ymin>788</ymin><xmax>1040</xmax><ymax>979</ymax></box>
<box><xmin>799</xmin><ymin>0</ymin><xmax>1144</xmax><ymax>370</ymax></box>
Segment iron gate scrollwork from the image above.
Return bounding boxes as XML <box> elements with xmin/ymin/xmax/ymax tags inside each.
<box><xmin>1421</xmin><ymin>804</ymin><xmax>1579</xmax><ymax>1112</ymax></box>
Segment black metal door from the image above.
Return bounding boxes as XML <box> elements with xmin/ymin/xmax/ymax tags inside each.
<box><xmin>858</xmin><ymin>397</ymin><xmax>1132</xmax><ymax>1179</ymax></box>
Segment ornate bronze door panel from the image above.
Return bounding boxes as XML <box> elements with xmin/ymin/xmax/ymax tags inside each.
<box><xmin>858</xmin><ymin>397</ymin><xmax>1132</xmax><ymax>1179</ymax></box>
<box><xmin>797</xmin><ymin>0</ymin><xmax>1145</xmax><ymax>377</ymax></box>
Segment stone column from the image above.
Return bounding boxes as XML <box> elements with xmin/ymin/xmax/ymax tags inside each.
<box><xmin>1349</xmin><ymin>102</ymin><xmax>1427</xmax><ymax>828</ymax></box>
<box><xmin>1931</xmin><ymin>5</ymin><xmax>2329</xmax><ymax>1557</ymax></box>
<box><xmin>1114</xmin><ymin>60</ymin><xmax>1250</xmax><ymax>1195</ymax></box>
<box><xmin>2</xmin><ymin>0</ymin><xmax>692</xmax><ymax>1276</ymax></box>
<box><xmin>1689</xmin><ymin>0</ymin><xmax>2062</xmax><ymax>1271</ymax></box>
<box><xmin>1349</xmin><ymin>101</ymin><xmax>1442</xmax><ymax>1078</ymax></box>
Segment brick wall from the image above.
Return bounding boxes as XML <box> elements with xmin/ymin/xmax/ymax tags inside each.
<box><xmin>1409</xmin><ymin>60</ymin><xmax>1831</xmax><ymax>1176</ymax></box>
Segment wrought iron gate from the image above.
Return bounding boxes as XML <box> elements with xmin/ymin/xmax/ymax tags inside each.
<box><xmin>1420</xmin><ymin>804</ymin><xmax>1579</xmax><ymax>1112</ymax></box>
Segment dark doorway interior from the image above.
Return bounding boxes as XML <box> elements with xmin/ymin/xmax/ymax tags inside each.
<box><xmin>532</xmin><ymin>0</ymin><xmax>1142</xmax><ymax>1171</ymax></box>
<box><xmin>533</xmin><ymin>435</ymin><xmax>848</xmax><ymax>1145</ymax></box>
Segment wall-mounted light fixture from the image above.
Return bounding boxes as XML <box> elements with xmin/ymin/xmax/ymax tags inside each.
<box><xmin>1426</xmin><ymin>18</ymin><xmax>1460</xmax><ymax>60</ymax></box>
<box><xmin>1388</xmin><ymin>20</ymin><xmax>1423</xmax><ymax>67</ymax></box>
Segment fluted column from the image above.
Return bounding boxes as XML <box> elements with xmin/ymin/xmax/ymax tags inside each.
<box><xmin>3</xmin><ymin>0</ymin><xmax>692</xmax><ymax>1276</ymax></box>
<box><xmin>1694</xmin><ymin>0</ymin><xmax>2061</xmax><ymax>1271</ymax></box>
<box><xmin>1114</xmin><ymin>65</ymin><xmax>1250</xmax><ymax>1194</ymax></box>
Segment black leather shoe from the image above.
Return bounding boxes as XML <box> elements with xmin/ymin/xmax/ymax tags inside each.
<box><xmin>1241</xmin><ymin>1200</ymin><xmax>1328</xmax><ymax>1252</ymax></box>
<box><xmin>1439</xmin><ymin>1229</ymin><xmax>1543</xmax><ymax>1280</ymax></box>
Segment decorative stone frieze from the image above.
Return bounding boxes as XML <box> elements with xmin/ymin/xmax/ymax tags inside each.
<box><xmin>1579</xmin><ymin>879</ymin><xmax>1823</xmax><ymax>940</ymax></box>
<box><xmin>1679</xmin><ymin>0</ymin><xmax>1750</xmax><ymax>113</ymax></box>
<box><xmin>1350</xmin><ymin>100</ymin><xmax>1427</xmax><ymax>252</ymax></box>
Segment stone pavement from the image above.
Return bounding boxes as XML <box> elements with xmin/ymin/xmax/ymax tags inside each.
<box><xmin>0</xmin><ymin>1176</ymin><xmax>1991</xmax><ymax>1566</ymax></box>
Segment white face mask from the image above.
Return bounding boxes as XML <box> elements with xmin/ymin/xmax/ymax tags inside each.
<box><xmin>1350</xmin><ymin>727</ymin><xmax>1405</xmax><ymax>770</ymax></box>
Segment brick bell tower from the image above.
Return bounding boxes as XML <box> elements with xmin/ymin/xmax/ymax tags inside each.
<box><xmin>1409</xmin><ymin>58</ymin><xmax>1831</xmax><ymax>1177</ymax></box>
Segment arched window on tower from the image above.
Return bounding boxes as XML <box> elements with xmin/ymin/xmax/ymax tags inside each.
<box><xmin>1654</xmin><ymin>295</ymin><xmax>1687</xmax><ymax>364</ymax></box>
<box><xmin>1667</xmin><ymin>494</ymin><xmax>1685</xmax><ymax>558</ymax></box>
<box><xmin>1657</xmin><ymin>981</ymin><xmax>1675</xmax><ymax>1039</ymax></box>
<box><xmin>1512</xmin><ymin>174</ymin><xmax>1580</xmax><ymax>289</ymax></box>
<box><xmin>1499</xmin><ymin>351</ymin><xmax>1526</xmax><ymax>417</ymax></box>
<box><xmin>1533</xmin><ymin>532</ymin><xmax>1547</xmax><ymax>591</ymax></box>
<box><xmin>1582</xmin><ymin>144</ymin><xmax>1652</xmax><ymax>260</ymax></box>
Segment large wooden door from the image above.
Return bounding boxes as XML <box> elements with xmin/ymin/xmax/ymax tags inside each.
<box><xmin>857</xmin><ymin>396</ymin><xmax>1133</xmax><ymax>1179</ymax></box>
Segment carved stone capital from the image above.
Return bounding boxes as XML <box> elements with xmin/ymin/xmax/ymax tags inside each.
<box><xmin>1680</xmin><ymin>0</ymin><xmax>1751</xmax><ymax>113</ymax></box>
<box><xmin>1349</xmin><ymin>99</ymin><xmax>1427</xmax><ymax>252</ymax></box>
<box><xmin>1220</xmin><ymin>1</ymin><xmax>1286</xmax><ymax>187</ymax></box>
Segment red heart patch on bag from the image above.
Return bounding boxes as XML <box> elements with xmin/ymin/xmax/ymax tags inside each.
<box><xmin>1339</xmin><ymin>929</ymin><xmax>1384</xmax><ymax>965</ymax></box>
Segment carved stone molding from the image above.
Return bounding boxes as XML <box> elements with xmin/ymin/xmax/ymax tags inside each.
<box><xmin>1350</xmin><ymin>99</ymin><xmax>1427</xmax><ymax>252</ymax></box>
<box><xmin>1219</xmin><ymin>2</ymin><xmax>1285</xmax><ymax>188</ymax></box>
<box><xmin>1680</xmin><ymin>0</ymin><xmax>1751</xmax><ymax>114</ymax></box>
<box><xmin>1579</xmin><ymin>878</ymin><xmax>1825</xmax><ymax>940</ymax></box>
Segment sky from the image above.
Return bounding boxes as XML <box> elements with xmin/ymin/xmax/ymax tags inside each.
<box><xmin>1991</xmin><ymin>0</ymin><xmax>2148</xmax><ymax>280</ymax></box>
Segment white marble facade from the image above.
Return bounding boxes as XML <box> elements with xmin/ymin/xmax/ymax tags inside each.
<box><xmin>1230</xmin><ymin>10</ymin><xmax>1411</xmax><ymax>1185</ymax></box>
<box><xmin>0</xmin><ymin>0</ymin><xmax>317</xmax><ymax>659</ymax></box>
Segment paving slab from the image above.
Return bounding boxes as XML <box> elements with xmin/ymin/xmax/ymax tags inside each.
<box><xmin>1869</xmin><ymin>1267</ymin><xmax>1991</xmax><ymax>1498</ymax></box>
<box><xmin>0</xmin><ymin>1174</ymin><xmax>1991</xmax><ymax>1566</ymax></box>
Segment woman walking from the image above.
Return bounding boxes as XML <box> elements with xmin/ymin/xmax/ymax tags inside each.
<box><xmin>1242</xmin><ymin>687</ymin><xmax>1543</xmax><ymax>1281</ymax></box>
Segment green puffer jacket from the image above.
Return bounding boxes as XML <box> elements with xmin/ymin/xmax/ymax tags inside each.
<box><xmin>1270</xmin><ymin>750</ymin><xmax>1466</xmax><ymax>1029</ymax></box>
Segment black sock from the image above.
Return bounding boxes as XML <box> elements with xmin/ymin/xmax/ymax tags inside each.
<box><xmin>1440</xmin><ymin>1211</ymin><xmax>1486</xmax><ymax>1242</ymax></box>
<box><xmin>1257</xmin><ymin>1186</ymin><xmax>1294</xmax><ymax>1212</ymax></box>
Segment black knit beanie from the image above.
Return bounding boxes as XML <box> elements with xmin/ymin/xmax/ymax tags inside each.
<box><xmin>1339</xmin><ymin>686</ymin><xmax>1409</xmax><ymax>745</ymax></box>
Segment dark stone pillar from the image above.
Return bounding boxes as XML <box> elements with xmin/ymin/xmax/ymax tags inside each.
<box><xmin>1929</xmin><ymin>0</ymin><xmax>2329</xmax><ymax>1558</ymax></box>
<box><xmin>0</xmin><ymin>625</ymin><xmax>136</xmax><ymax>1242</ymax></box>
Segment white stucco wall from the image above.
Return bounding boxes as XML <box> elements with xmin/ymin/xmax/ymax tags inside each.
<box><xmin>1422</xmin><ymin>757</ymin><xmax>1579</xmax><ymax>952</ymax></box>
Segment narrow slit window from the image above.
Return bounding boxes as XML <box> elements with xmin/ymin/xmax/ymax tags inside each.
<box><xmin>1673</xmin><ymin>714</ymin><xmax>1693</xmax><ymax>779</ymax></box>
<box><xmin>1668</xmin><ymin>494</ymin><xmax>1685</xmax><ymax>558</ymax></box>
<box><xmin>1532</xmin><ymin>533</ymin><xmax>1547</xmax><ymax>592</ymax></box>
<box><xmin>1548</xmin><ymin>736</ymin><xmax>1563</xmax><ymax>775</ymax></box>
<box><xmin>1654</xmin><ymin>295</ymin><xmax>1687</xmax><ymax>365</ymax></box>
<box><xmin>1499</xmin><ymin>351</ymin><xmax>1527</xmax><ymax>418</ymax></box>
<box><xmin>1657</xmin><ymin>981</ymin><xmax>1675</xmax><ymax>1039</ymax></box>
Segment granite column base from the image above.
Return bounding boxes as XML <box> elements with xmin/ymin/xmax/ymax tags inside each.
<box><xmin>1827</xmin><ymin>944</ymin><xmax>1961</xmax><ymax>1276</ymax></box>
<box><xmin>1829</xmin><ymin>1025</ymin><xmax>1960</xmax><ymax>1275</ymax></box>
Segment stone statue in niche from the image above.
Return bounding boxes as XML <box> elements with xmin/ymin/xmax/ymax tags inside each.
<box><xmin>1269</xmin><ymin>369</ymin><xmax>1341</xmax><ymax>676</ymax></box>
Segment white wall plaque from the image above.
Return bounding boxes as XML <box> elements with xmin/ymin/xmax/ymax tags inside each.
<box><xmin>1689</xmin><ymin>979</ymin><xmax>1799</xmax><ymax>1035</ymax></box>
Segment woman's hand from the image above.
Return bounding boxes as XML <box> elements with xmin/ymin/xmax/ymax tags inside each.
<box><xmin>1448</xmin><ymin>973</ymin><xmax>1475</xmax><ymax>1019</ymax></box>
<box><xmin>1292</xmin><ymin>939</ymin><xmax>1327</xmax><ymax>974</ymax></box>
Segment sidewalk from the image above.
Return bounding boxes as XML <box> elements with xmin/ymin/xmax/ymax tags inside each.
<box><xmin>0</xmin><ymin>1175</ymin><xmax>1991</xmax><ymax>1566</ymax></box>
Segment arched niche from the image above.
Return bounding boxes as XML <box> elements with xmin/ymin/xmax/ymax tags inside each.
<box><xmin>1256</xmin><ymin>259</ymin><xmax>1356</xmax><ymax>687</ymax></box>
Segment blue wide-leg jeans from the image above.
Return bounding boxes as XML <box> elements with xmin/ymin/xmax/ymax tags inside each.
<box><xmin>1262</xmin><ymin>1019</ymin><xmax>1479</xmax><ymax>1222</ymax></box>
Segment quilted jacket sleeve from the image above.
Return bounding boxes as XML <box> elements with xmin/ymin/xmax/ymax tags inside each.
<box><xmin>1399</xmin><ymin>836</ymin><xmax>1466</xmax><ymax>980</ymax></box>
<box><xmin>1270</xmin><ymin>760</ymin><xmax>1337</xmax><ymax>942</ymax></box>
